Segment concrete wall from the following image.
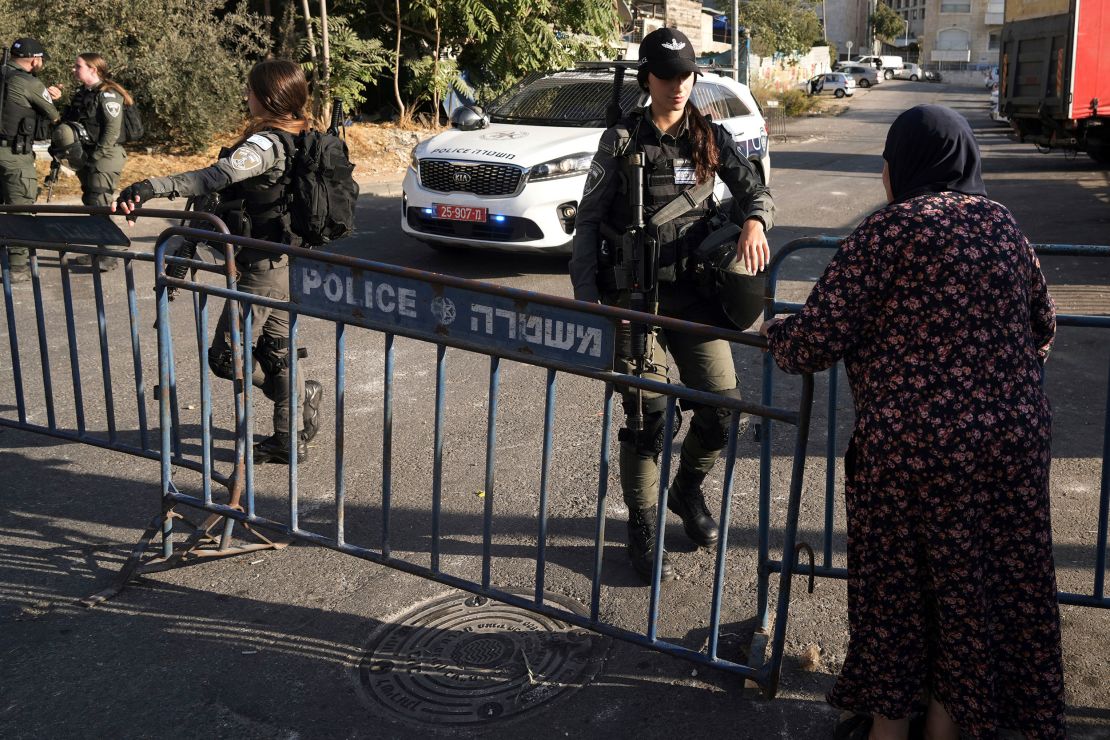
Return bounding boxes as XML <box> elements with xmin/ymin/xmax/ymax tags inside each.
<box><xmin>747</xmin><ymin>46</ymin><xmax>834</xmax><ymax>92</ymax></box>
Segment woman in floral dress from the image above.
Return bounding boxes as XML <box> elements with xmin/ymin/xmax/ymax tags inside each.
<box><xmin>761</xmin><ymin>105</ymin><xmax>1065</xmax><ymax>739</ymax></box>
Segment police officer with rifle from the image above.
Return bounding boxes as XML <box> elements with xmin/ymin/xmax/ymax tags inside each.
<box><xmin>1</xmin><ymin>38</ymin><xmax>62</xmax><ymax>283</ymax></box>
<box><xmin>569</xmin><ymin>28</ymin><xmax>774</xmax><ymax>583</ymax></box>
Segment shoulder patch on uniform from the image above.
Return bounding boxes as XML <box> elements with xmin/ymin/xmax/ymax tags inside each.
<box><xmin>246</xmin><ymin>134</ymin><xmax>274</xmax><ymax>151</ymax></box>
<box><xmin>102</xmin><ymin>91</ymin><xmax>117</xmax><ymax>98</ymax></box>
<box><xmin>230</xmin><ymin>146</ymin><xmax>263</xmax><ymax>171</ymax></box>
<box><xmin>42</xmin><ymin>88</ymin><xmax>52</xmax><ymax>103</ymax></box>
<box><xmin>583</xmin><ymin>161</ymin><xmax>606</xmax><ymax>197</ymax></box>
<box><xmin>105</xmin><ymin>101</ymin><xmax>121</xmax><ymax>118</ymax></box>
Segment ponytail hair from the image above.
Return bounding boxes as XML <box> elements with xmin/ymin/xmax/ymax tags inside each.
<box><xmin>241</xmin><ymin>59</ymin><xmax>312</xmax><ymax>138</ymax></box>
<box><xmin>78</xmin><ymin>52</ymin><xmax>133</xmax><ymax>106</ymax></box>
<box><xmin>684</xmin><ymin>101</ymin><xmax>719</xmax><ymax>184</ymax></box>
<box><xmin>635</xmin><ymin>68</ymin><xmax>719</xmax><ymax>184</ymax></box>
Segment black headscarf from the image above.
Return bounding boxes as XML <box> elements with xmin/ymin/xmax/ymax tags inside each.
<box><xmin>882</xmin><ymin>104</ymin><xmax>987</xmax><ymax>202</ymax></box>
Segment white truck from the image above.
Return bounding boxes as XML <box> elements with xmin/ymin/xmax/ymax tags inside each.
<box><xmin>852</xmin><ymin>55</ymin><xmax>905</xmax><ymax>80</ymax></box>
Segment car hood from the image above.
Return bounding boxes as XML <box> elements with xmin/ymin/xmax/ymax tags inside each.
<box><xmin>415</xmin><ymin>123</ymin><xmax>604</xmax><ymax>167</ymax></box>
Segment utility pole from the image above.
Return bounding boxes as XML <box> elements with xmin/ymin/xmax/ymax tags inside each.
<box><xmin>732</xmin><ymin>0</ymin><xmax>740</xmax><ymax>82</ymax></box>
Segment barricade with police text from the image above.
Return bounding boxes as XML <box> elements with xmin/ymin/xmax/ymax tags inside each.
<box><xmin>0</xmin><ymin>204</ymin><xmax>818</xmax><ymax>697</ymax></box>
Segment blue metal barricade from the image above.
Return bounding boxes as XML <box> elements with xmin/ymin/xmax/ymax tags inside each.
<box><xmin>0</xmin><ymin>205</ymin><xmax>819</xmax><ymax>697</ymax></box>
<box><xmin>759</xmin><ymin>236</ymin><xmax>1110</xmax><ymax>617</ymax></box>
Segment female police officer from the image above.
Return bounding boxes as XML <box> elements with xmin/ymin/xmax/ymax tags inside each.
<box><xmin>65</xmin><ymin>53</ymin><xmax>132</xmax><ymax>270</ymax></box>
<box><xmin>113</xmin><ymin>59</ymin><xmax>322</xmax><ymax>465</ymax></box>
<box><xmin>569</xmin><ymin>28</ymin><xmax>774</xmax><ymax>583</ymax></box>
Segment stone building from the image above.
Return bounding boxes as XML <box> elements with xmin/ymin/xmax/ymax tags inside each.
<box><xmin>923</xmin><ymin>0</ymin><xmax>1004</xmax><ymax>67</ymax></box>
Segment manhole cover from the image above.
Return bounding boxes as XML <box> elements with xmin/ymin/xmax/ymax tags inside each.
<box><xmin>356</xmin><ymin>591</ymin><xmax>610</xmax><ymax>729</ymax></box>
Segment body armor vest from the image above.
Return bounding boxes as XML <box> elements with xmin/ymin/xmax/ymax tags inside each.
<box><xmin>610</xmin><ymin>120</ymin><xmax>712</xmax><ymax>282</ymax></box>
<box><xmin>1</xmin><ymin>66</ymin><xmax>41</xmax><ymax>146</ymax></box>
<box><xmin>217</xmin><ymin>133</ymin><xmax>292</xmax><ymax>249</ymax></box>
<box><xmin>63</xmin><ymin>86</ymin><xmax>124</xmax><ymax>146</ymax></box>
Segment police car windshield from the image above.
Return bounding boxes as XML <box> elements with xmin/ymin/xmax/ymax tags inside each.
<box><xmin>485</xmin><ymin>72</ymin><xmax>645</xmax><ymax>127</ymax></box>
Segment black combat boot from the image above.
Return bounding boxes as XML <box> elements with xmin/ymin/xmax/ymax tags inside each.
<box><xmin>667</xmin><ymin>466</ymin><xmax>720</xmax><ymax>547</ymax></box>
<box><xmin>253</xmin><ymin>431</ymin><xmax>307</xmax><ymax>464</ymax></box>
<box><xmin>627</xmin><ymin>507</ymin><xmax>676</xmax><ymax>584</ymax></box>
<box><xmin>301</xmin><ymin>380</ymin><xmax>322</xmax><ymax>443</ymax></box>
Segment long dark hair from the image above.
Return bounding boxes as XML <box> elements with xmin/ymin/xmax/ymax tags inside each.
<box><xmin>636</xmin><ymin>68</ymin><xmax>719</xmax><ymax>184</ymax></box>
<box><xmin>242</xmin><ymin>59</ymin><xmax>312</xmax><ymax>137</ymax></box>
<box><xmin>78</xmin><ymin>52</ymin><xmax>133</xmax><ymax>106</ymax></box>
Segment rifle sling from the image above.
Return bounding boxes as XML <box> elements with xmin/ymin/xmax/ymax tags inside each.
<box><xmin>647</xmin><ymin>178</ymin><xmax>715</xmax><ymax>233</ymax></box>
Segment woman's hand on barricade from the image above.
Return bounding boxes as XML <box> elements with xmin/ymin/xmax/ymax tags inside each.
<box><xmin>112</xmin><ymin>180</ymin><xmax>155</xmax><ymax>222</ymax></box>
<box><xmin>738</xmin><ymin>218</ymin><xmax>770</xmax><ymax>273</ymax></box>
<box><xmin>758</xmin><ymin>317</ymin><xmax>783</xmax><ymax>351</ymax></box>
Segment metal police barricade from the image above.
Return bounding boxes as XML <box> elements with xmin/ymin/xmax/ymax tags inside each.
<box><xmin>0</xmin><ymin>204</ymin><xmax>820</xmax><ymax>698</ymax></box>
<box><xmin>759</xmin><ymin>236</ymin><xmax>1110</xmax><ymax>619</ymax></box>
<box><xmin>0</xmin><ymin>203</ymin><xmax>231</xmax><ymax>468</ymax></box>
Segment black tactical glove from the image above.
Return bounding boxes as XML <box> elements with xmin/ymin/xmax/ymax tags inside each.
<box><xmin>117</xmin><ymin>180</ymin><xmax>156</xmax><ymax>207</ymax></box>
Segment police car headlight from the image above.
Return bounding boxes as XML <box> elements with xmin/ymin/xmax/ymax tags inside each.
<box><xmin>409</xmin><ymin>146</ymin><xmax>420</xmax><ymax>172</ymax></box>
<box><xmin>528</xmin><ymin>153</ymin><xmax>594</xmax><ymax>182</ymax></box>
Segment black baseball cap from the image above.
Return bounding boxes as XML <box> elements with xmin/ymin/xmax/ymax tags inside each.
<box><xmin>10</xmin><ymin>38</ymin><xmax>48</xmax><ymax>59</ymax></box>
<box><xmin>638</xmin><ymin>27</ymin><xmax>699</xmax><ymax>79</ymax></box>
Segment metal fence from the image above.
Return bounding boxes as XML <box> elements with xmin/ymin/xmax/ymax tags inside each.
<box><xmin>0</xmin><ymin>205</ymin><xmax>818</xmax><ymax>697</ymax></box>
<box><xmin>760</xmin><ymin>236</ymin><xmax>1110</xmax><ymax>611</ymax></box>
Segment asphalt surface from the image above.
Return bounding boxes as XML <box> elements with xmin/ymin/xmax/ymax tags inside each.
<box><xmin>2</xmin><ymin>80</ymin><xmax>1109</xmax><ymax>739</ymax></box>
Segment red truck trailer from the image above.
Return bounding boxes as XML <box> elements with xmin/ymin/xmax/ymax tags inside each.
<box><xmin>1000</xmin><ymin>0</ymin><xmax>1110</xmax><ymax>163</ymax></box>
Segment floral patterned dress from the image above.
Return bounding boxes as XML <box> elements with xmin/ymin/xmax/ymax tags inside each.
<box><xmin>766</xmin><ymin>193</ymin><xmax>1066</xmax><ymax>738</ymax></box>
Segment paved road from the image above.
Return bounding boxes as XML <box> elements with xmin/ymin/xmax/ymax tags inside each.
<box><xmin>1</xmin><ymin>81</ymin><xmax>1108</xmax><ymax>739</ymax></box>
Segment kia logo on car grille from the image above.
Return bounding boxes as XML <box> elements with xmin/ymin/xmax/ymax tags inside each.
<box><xmin>453</xmin><ymin>171</ymin><xmax>472</xmax><ymax>185</ymax></box>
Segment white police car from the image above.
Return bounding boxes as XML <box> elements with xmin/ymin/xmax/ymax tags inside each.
<box><xmin>401</xmin><ymin>65</ymin><xmax>771</xmax><ymax>254</ymax></box>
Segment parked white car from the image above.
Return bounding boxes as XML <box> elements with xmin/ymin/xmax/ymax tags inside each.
<box><xmin>893</xmin><ymin>63</ymin><xmax>923</xmax><ymax>81</ymax></box>
<box><xmin>402</xmin><ymin>65</ymin><xmax>771</xmax><ymax>254</ymax></box>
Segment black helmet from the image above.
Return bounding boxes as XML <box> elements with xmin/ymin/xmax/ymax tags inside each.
<box><xmin>450</xmin><ymin>105</ymin><xmax>488</xmax><ymax>131</ymax></box>
<box><xmin>49</xmin><ymin>122</ymin><xmax>89</xmax><ymax>170</ymax></box>
<box><xmin>693</xmin><ymin>222</ymin><xmax>766</xmax><ymax>330</ymax></box>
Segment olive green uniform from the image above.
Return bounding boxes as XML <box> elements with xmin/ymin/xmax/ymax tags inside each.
<box><xmin>571</xmin><ymin>109</ymin><xmax>775</xmax><ymax>511</ymax></box>
<box><xmin>0</xmin><ymin>61</ymin><xmax>60</xmax><ymax>269</ymax></box>
<box><xmin>145</xmin><ymin>131</ymin><xmax>305</xmax><ymax>436</ymax></box>
<box><xmin>64</xmin><ymin>85</ymin><xmax>126</xmax><ymax>207</ymax></box>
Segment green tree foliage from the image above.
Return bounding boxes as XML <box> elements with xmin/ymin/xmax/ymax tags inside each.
<box><xmin>871</xmin><ymin>1</ymin><xmax>906</xmax><ymax>42</ymax></box>
<box><xmin>739</xmin><ymin>0</ymin><xmax>823</xmax><ymax>57</ymax></box>
<box><xmin>2</xmin><ymin>0</ymin><xmax>268</xmax><ymax>151</ymax></box>
<box><xmin>706</xmin><ymin>0</ymin><xmax>822</xmax><ymax>57</ymax></box>
<box><xmin>359</xmin><ymin>0</ymin><xmax>620</xmax><ymax>108</ymax></box>
<box><xmin>300</xmin><ymin>16</ymin><xmax>392</xmax><ymax>115</ymax></box>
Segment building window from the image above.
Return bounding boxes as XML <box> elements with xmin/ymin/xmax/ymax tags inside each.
<box><xmin>937</xmin><ymin>27</ymin><xmax>970</xmax><ymax>49</ymax></box>
<box><xmin>988</xmin><ymin>32</ymin><xmax>999</xmax><ymax>50</ymax></box>
<box><xmin>912</xmin><ymin>9</ymin><xmax>918</xmax><ymax>19</ymax></box>
<box><xmin>940</xmin><ymin>1</ymin><xmax>971</xmax><ymax>11</ymax></box>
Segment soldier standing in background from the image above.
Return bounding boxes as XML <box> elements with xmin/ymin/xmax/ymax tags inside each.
<box><xmin>0</xmin><ymin>38</ymin><xmax>61</xmax><ymax>283</ymax></box>
<box><xmin>63</xmin><ymin>52</ymin><xmax>131</xmax><ymax>271</ymax></box>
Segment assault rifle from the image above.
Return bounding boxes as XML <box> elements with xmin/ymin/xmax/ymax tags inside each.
<box><xmin>166</xmin><ymin>193</ymin><xmax>221</xmax><ymax>300</ymax></box>
<box><xmin>44</xmin><ymin>158</ymin><xmax>60</xmax><ymax>202</ymax></box>
<box><xmin>600</xmin><ymin>150</ymin><xmax>658</xmax><ymax>433</ymax></box>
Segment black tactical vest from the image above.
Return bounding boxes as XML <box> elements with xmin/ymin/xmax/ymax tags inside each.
<box><xmin>610</xmin><ymin>115</ymin><xmax>712</xmax><ymax>281</ymax></box>
<box><xmin>1</xmin><ymin>65</ymin><xmax>41</xmax><ymax>143</ymax></box>
<box><xmin>217</xmin><ymin>132</ymin><xmax>293</xmax><ymax>248</ymax></box>
<box><xmin>63</xmin><ymin>86</ymin><xmax>125</xmax><ymax>145</ymax></box>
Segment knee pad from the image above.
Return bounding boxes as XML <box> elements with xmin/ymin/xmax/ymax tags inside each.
<box><xmin>207</xmin><ymin>347</ymin><xmax>235</xmax><ymax>381</ymax></box>
<box><xmin>690</xmin><ymin>387</ymin><xmax>742</xmax><ymax>452</ymax></box>
<box><xmin>255</xmin><ymin>334</ymin><xmax>290</xmax><ymax>377</ymax></box>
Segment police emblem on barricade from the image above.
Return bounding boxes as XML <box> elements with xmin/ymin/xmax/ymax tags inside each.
<box><xmin>293</xmin><ymin>258</ymin><xmax>615</xmax><ymax>370</ymax></box>
<box><xmin>230</xmin><ymin>146</ymin><xmax>262</xmax><ymax>171</ymax></box>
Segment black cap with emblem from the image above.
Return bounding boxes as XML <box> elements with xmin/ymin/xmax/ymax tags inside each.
<box><xmin>638</xmin><ymin>27</ymin><xmax>699</xmax><ymax>79</ymax></box>
<box><xmin>10</xmin><ymin>38</ymin><xmax>48</xmax><ymax>59</ymax></box>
